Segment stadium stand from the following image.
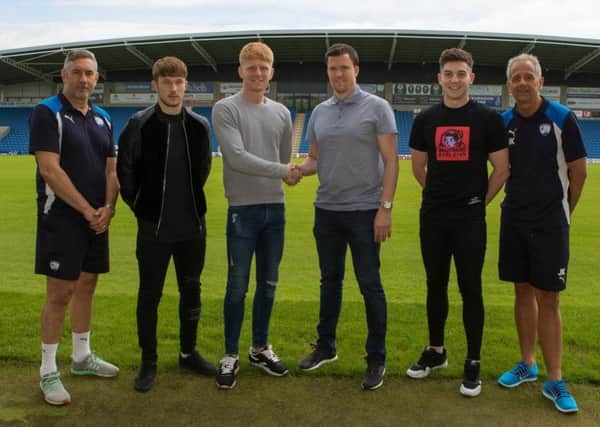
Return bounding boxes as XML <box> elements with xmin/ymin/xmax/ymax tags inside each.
<box><xmin>2</xmin><ymin>107</ymin><xmax>600</xmax><ymax>159</ymax></box>
<box><xmin>0</xmin><ymin>107</ymin><xmax>32</xmax><ymax>154</ymax></box>
<box><xmin>298</xmin><ymin>110</ymin><xmax>312</xmax><ymax>154</ymax></box>
<box><xmin>296</xmin><ymin>109</ymin><xmax>413</xmax><ymax>156</ymax></box>
<box><xmin>0</xmin><ymin>106</ymin><xmax>220</xmax><ymax>153</ymax></box>
<box><xmin>579</xmin><ymin>120</ymin><xmax>600</xmax><ymax>159</ymax></box>
<box><xmin>396</xmin><ymin>111</ymin><xmax>413</xmax><ymax>155</ymax></box>
<box><xmin>105</xmin><ymin>107</ymin><xmax>139</xmax><ymax>144</ymax></box>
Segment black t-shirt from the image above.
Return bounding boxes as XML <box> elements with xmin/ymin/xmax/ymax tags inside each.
<box><xmin>409</xmin><ymin>100</ymin><xmax>507</xmax><ymax>219</ymax></box>
<box><xmin>138</xmin><ymin>109</ymin><xmax>201</xmax><ymax>242</ymax></box>
<box><xmin>29</xmin><ymin>93</ymin><xmax>115</xmax><ymax>216</ymax></box>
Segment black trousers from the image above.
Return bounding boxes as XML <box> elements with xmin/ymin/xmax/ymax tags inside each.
<box><xmin>419</xmin><ymin>215</ymin><xmax>486</xmax><ymax>361</ymax></box>
<box><xmin>136</xmin><ymin>229</ymin><xmax>206</xmax><ymax>363</ymax></box>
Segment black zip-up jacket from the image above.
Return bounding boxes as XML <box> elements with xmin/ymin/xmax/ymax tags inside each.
<box><xmin>117</xmin><ymin>105</ymin><xmax>211</xmax><ymax>226</ymax></box>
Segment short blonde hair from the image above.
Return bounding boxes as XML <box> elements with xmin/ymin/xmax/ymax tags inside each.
<box><xmin>239</xmin><ymin>42</ymin><xmax>274</xmax><ymax>65</ymax></box>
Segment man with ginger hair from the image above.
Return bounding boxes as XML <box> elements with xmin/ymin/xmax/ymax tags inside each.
<box><xmin>212</xmin><ymin>41</ymin><xmax>298</xmax><ymax>389</ymax></box>
<box><xmin>118</xmin><ymin>56</ymin><xmax>215</xmax><ymax>392</ymax></box>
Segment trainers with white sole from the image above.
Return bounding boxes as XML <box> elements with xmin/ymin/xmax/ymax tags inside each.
<box><xmin>71</xmin><ymin>351</ymin><xmax>119</xmax><ymax>377</ymax></box>
<box><xmin>248</xmin><ymin>345</ymin><xmax>288</xmax><ymax>376</ymax></box>
<box><xmin>406</xmin><ymin>347</ymin><xmax>448</xmax><ymax>379</ymax></box>
<box><xmin>40</xmin><ymin>371</ymin><xmax>71</xmax><ymax>406</ymax></box>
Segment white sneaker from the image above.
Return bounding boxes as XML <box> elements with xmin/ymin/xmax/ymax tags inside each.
<box><xmin>40</xmin><ymin>371</ymin><xmax>71</xmax><ymax>405</ymax></box>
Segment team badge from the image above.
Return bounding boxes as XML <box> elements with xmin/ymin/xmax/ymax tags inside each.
<box><xmin>49</xmin><ymin>260</ymin><xmax>60</xmax><ymax>271</ymax></box>
<box><xmin>539</xmin><ymin>123</ymin><xmax>551</xmax><ymax>136</ymax></box>
<box><xmin>508</xmin><ymin>129</ymin><xmax>517</xmax><ymax>146</ymax></box>
<box><xmin>435</xmin><ymin>126</ymin><xmax>470</xmax><ymax>161</ymax></box>
<box><xmin>95</xmin><ymin>116</ymin><xmax>105</xmax><ymax>127</ymax></box>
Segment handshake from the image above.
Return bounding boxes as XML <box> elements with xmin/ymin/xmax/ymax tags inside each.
<box><xmin>283</xmin><ymin>163</ymin><xmax>303</xmax><ymax>186</ymax></box>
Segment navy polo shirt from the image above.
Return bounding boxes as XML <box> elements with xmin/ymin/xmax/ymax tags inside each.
<box><xmin>29</xmin><ymin>93</ymin><xmax>115</xmax><ymax>216</ymax></box>
<box><xmin>502</xmin><ymin>98</ymin><xmax>587</xmax><ymax>225</ymax></box>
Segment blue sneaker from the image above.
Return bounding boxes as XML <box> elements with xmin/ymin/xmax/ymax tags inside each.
<box><xmin>498</xmin><ymin>361</ymin><xmax>538</xmax><ymax>388</ymax></box>
<box><xmin>543</xmin><ymin>379</ymin><xmax>578</xmax><ymax>413</ymax></box>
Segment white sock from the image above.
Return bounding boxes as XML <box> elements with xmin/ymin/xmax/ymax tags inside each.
<box><xmin>72</xmin><ymin>331</ymin><xmax>91</xmax><ymax>362</ymax></box>
<box><xmin>40</xmin><ymin>343</ymin><xmax>58</xmax><ymax>377</ymax></box>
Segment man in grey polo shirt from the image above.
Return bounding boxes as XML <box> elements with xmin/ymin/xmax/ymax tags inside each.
<box><xmin>297</xmin><ymin>43</ymin><xmax>399</xmax><ymax>390</ymax></box>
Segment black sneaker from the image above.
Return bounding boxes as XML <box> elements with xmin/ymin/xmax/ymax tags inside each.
<box><xmin>362</xmin><ymin>360</ymin><xmax>385</xmax><ymax>390</ymax></box>
<box><xmin>298</xmin><ymin>344</ymin><xmax>338</xmax><ymax>371</ymax></box>
<box><xmin>179</xmin><ymin>350</ymin><xmax>216</xmax><ymax>376</ymax></box>
<box><xmin>406</xmin><ymin>347</ymin><xmax>448</xmax><ymax>379</ymax></box>
<box><xmin>134</xmin><ymin>361</ymin><xmax>157</xmax><ymax>392</ymax></box>
<box><xmin>460</xmin><ymin>359</ymin><xmax>482</xmax><ymax>397</ymax></box>
<box><xmin>248</xmin><ymin>345</ymin><xmax>288</xmax><ymax>376</ymax></box>
<box><xmin>216</xmin><ymin>355</ymin><xmax>239</xmax><ymax>389</ymax></box>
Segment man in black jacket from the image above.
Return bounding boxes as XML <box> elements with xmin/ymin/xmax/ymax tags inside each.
<box><xmin>117</xmin><ymin>56</ymin><xmax>214</xmax><ymax>392</ymax></box>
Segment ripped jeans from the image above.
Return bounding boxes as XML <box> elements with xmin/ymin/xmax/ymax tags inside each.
<box><xmin>223</xmin><ymin>204</ymin><xmax>285</xmax><ymax>355</ymax></box>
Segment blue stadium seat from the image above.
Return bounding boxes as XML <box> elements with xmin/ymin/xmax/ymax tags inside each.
<box><xmin>4</xmin><ymin>105</ymin><xmax>596</xmax><ymax>159</ymax></box>
<box><xmin>0</xmin><ymin>107</ymin><xmax>33</xmax><ymax>154</ymax></box>
<box><xmin>298</xmin><ymin>110</ymin><xmax>312</xmax><ymax>154</ymax></box>
<box><xmin>395</xmin><ymin>111</ymin><xmax>413</xmax><ymax>155</ymax></box>
<box><xmin>105</xmin><ymin>107</ymin><xmax>141</xmax><ymax>144</ymax></box>
<box><xmin>578</xmin><ymin>120</ymin><xmax>600</xmax><ymax>160</ymax></box>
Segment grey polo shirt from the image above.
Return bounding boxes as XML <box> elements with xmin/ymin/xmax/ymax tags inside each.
<box><xmin>307</xmin><ymin>86</ymin><xmax>397</xmax><ymax>211</ymax></box>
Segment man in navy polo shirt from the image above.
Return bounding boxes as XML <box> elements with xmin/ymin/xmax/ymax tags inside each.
<box><xmin>497</xmin><ymin>54</ymin><xmax>587</xmax><ymax>414</ymax></box>
<box><xmin>30</xmin><ymin>49</ymin><xmax>120</xmax><ymax>406</ymax></box>
<box><xmin>297</xmin><ymin>43</ymin><xmax>398</xmax><ymax>390</ymax></box>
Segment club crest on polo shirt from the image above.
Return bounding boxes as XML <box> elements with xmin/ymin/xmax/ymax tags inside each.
<box><xmin>539</xmin><ymin>123</ymin><xmax>551</xmax><ymax>136</ymax></box>
<box><xmin>435</xmin><ymin>126</ymin><xmax>470</xmax><ymax>161</ymax></box>
<box><xmin>49</xmin><ymin>260</ymin><xmax>60</xmax><ymax>271</ymax></box>
<box><xmin>508</xmin><ymin>129</ymin><xmax>517</xmax><ymax>146</ymax></box>
<box><xmin>95</xmin><ymin>116</ymin><xmax>105</xmax><ymax>127</ymax></box>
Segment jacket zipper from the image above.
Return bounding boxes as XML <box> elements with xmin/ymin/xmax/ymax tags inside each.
<box><xmin>155</xmin><ymin>123</ymin><xmax>171</xmax><ymax>236</ymax></box>
<box><xmin>182</xmin><ymin>119</ymin><xmax>203</xmax><ymax>233</ymax></box>
<box><xmin>132</xmin><ymin>188</ymin><xmax>141</xmax><ymax>209</ymax></box>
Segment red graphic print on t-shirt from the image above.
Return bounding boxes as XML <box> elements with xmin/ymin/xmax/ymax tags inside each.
<box><xmin>435</xmin><ymin>126</ymin><xmax>470</xmax><ymax>161</ymax></box>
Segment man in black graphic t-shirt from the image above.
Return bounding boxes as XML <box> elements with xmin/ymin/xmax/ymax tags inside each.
<box><xmin>406</xmin><ymin>48</ymin><xmax>509</xmax><ymax>398</ymax></box>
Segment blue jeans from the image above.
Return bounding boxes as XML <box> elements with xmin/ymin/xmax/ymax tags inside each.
<box><xmin>313</xmin><ymin>207</ymin><xmax>387</xmax><ymax>364</ymax></box>
<box><xmin>224</xmin><ymin>204</ymin><xmax>285</xmax><ymax>355</ymax></box>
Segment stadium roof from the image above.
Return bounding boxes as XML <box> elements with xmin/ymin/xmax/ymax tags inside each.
<box><xmin>1</xmin><ymin>29</ymin><xmax>600</xmax><ymax>85</ymax></box>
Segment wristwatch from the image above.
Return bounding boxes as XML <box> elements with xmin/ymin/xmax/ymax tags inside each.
<box><xmin>104</xmin><ymin>203</ymin><xmax>115</xmax><ymax>217</ymax></box>
<box><xmin>380</xmin><ymin>200</ymin><xmax>393</xmax><ymax>209</ymax></box>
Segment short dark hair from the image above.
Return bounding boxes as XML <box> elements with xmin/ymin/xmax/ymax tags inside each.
<box><xmin>439</xmin><ymin>48</ymin><xmax>474</xmax><ymax>70</ymax></box>
<box><xmin>152</xmin><ymin>56</ymin><xmax>188</xmax><ymax>80</ymax></box>
<box><xmin>325</xmin><ymin>43</ymin><xmax>359</xmax><ymax>66</ymax></box>
<box><xmin>63</xmin><ymin>49</ymin><xmax>97</xmax><ymax>70</ymax></box>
